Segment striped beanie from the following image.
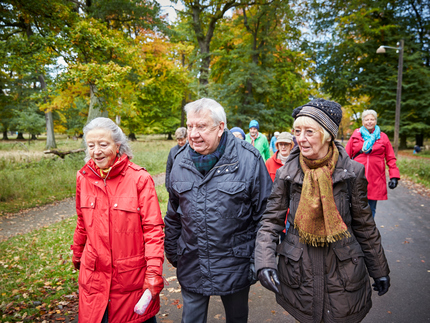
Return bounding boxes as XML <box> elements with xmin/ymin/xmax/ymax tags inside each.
<box><xmin>292</xmin><ymin>98</ymin><xmax>342</xmax><ymax>139</ymax></box>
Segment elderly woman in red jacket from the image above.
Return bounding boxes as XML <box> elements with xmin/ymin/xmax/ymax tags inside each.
<box><xmin>265</xmin><ymin>132</ymin><xmax>294</xmax><ymax>181</ymax></box>
<box><xmin>345</xmin><ymin>110</ymin><xmax>400</xmax><ymax>218</ymax></box>
<box><xmin>71</xmin><ymin>117</ymin><xmax>164</xmax><ymax>323</ymax></box>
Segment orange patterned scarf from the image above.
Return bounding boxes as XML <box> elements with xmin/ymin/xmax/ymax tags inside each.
<box><xmin>294</xmin><ymin>142</ymin><xmax>350</xmax><ymax>247</ymax></box>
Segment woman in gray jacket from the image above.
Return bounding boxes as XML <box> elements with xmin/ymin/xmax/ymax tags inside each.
<box><xmin>255</xmin><ymin>99</ymin><xmax>390</xmax><ymax>323</ymax></box>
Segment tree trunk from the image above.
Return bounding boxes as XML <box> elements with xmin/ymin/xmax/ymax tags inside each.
<box><xmin>17</xmin><ymin>132</ymin><xmax>25</xmax><ymax>140</ymax></box>
<box><xmin>31</xmin><ymin>134</ymin><xmax>37</xmax><ymax>140</ymax></box>
<box><xmin>2</xmin><ymin>130</ymin><xmax>8</xmax><ymax>140</ymax></box>
<box><xmin>38</xmin><ymin>75</ymin><xmax>57</xmax><ymax>149</ymax></box>
<box><xmin>87</xmin><ymin>84</ymin><xmax>108</xmax><ymax>123</ymax></box>
<box><xmin>128</xmin><ymin>133</ymin><xmax>137</xmax><ymax>141</ymax></box>
<box><xmin>167</xmin><ymin>133</ymin><xmax>173</xmax><ymax>140</ymax></box>
<box><xmin>400</xmin><ymin>133</ymin><xmax>407</xmax><ymax>149</ymax></box>
<box><xmin>181</xmin><ymin>97</ymin><xmax>186</xmax><ymax>127</ymax></box>
<box><xmin>415</xmin><ymin>133</ymin><xmax>424</xmax><ymax>147</ymax></box>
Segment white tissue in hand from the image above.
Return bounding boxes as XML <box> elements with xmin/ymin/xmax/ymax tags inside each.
<box><xmin>134</xmin><ymin>289</ymin><xmax>152</xmax><ymax>315</ymax></box>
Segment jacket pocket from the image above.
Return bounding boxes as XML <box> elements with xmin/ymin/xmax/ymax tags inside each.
<box><xmin>216</xmin><ymin>182</ymin><xmax>246</xmax><ymax>218</ymax></box>
<box><xmin>333</xmin><ymin>243</ymin><xmax>368</xmax><ymax>291</ymax></box>
<box><xmin>116</xmin><ymin>254</ymin><xmax>146</xmax><ymax>292</ymax></box>
<box><xmin>172</xmin><ymin>182</ymin><xmax>193</xmax><ymax>217</ymax></box>
<box><xmin>113</xmin><ymin>197</ymin><xmax>141</xmax><ymax>233</ymax></box>
<box><xmin>277</xmin><ymin>242</ymin><xmax>303</xmax><ymax>289</ymax></box>
<box><xmin>80</xmin><ymin>195</ymin><xmax>96</xmax><ymax>227</ymax></box>
<box><xmin>78</xmin><ymin>250</ymin><xmax>101</xmax><ymax>295</ymax></box>
<box><xmin>232</xmin><ymin>230</ymin><xmax>255</xmax><ymax>258</ymax></box>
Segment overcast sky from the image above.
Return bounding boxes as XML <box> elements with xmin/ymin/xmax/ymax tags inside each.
<box><xmin>156</xmin><ymin>0</ymin><xmax>184</xmax><ymax>22</ymax></box>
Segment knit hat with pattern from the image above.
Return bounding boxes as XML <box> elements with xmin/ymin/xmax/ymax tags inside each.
<box><xmin>292</xmin><ymin>98</ymin><xmax>342</xmax><ymax>139</ymax></box>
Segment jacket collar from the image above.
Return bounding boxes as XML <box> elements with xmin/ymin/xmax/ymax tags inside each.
<box><xmin>80</xmin><ymin>155</ymin><xmax>129</xmax><ymax>180</ymax></box>
<box><xmin>179</xmin><ymin>129</ymin><xmax>240</xmax><ymax>183</ymax></box>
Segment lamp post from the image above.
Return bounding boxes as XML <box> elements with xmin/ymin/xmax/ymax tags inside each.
<box><xmin>376</xmin><ymin>39</ymin><xmax>404</xmax><ymax>157</ymax></box>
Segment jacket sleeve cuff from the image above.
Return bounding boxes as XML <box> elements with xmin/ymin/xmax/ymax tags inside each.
<box><xmin>147</xmin><ymin>258</ymin><xmax>163</xmax><ymax>270</ymax></box>
<box><xmin>70</xmin><ymin>244</ymin><xmax>84</xmax><ymax>258</ymax></box>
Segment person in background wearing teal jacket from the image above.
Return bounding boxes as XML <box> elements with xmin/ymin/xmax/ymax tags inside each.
<box><xmin>245</xmin><ymin>120</ymin><xmax>270</xmax><ymax>161</ymax></box>
<box><xmin>270</xmin><ymin>131</ymin><xmax>280</xmax><ymax>153</ymax></box>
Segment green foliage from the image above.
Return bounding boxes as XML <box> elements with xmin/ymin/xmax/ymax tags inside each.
<box><xmin>13</xmin><ymin>108</ymin><xmax>46</xmax><ymax>137</ymax></box>
<box><xmin>308</xmin><ymin>0</ymin><xmax>430</xmax><ymax>142</ymax></box>
<box><xmin>397</xmin><ymin>158</ymin><xmax>430</xmax><ymax>188</ymax></box>
<box><xmin>210</xmin><ymin>2</ymin><xmax>312</xmax><ymax>132</ymax></box>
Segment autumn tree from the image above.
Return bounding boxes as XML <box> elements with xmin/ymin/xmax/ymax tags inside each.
<box><xmin>210</xmin><ymin>0</ymin><xmax>312</xmax><ymax>132</ymax></box>
<box><xmin>308</xmin><ymin>0</ymin><xmax>430</xmax><ymax>146</ymax></box>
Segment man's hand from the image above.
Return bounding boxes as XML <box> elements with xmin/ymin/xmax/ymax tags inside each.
<box><xmin>258</xmin><ymin>268</ymin><xmax>280</xmax><ymax>294</ymax></box>
<box><xmin>248</xmin><ymin>263</ymin><xmax>258</xmax><ymax>285</ymax></box>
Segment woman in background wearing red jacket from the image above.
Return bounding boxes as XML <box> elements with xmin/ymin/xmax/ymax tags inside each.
<box><xmin>265</xmin><ymin>132</ymin><xmax>294</xmax><ymax>181</ymax></box>
<box><xmin>71</xmin><ymin>117</ymin><xmax>164</xmax><ymax>323</ymax></box>
<box><xmin>345</xmin><ymin>110</ymin><xmax>400</xmax><ymax>218</ymax></box>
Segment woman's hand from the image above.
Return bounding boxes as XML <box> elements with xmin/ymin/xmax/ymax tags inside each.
<box><xmin>258</xmin><ymin>268</ymin><xmax>280</xmax><ymax>294</ymax></box>
<box><xmin>388</xmin><ymin>178</ymin><xmax>398</xmax><ymax>189</ymax></box>
<box><xmin>372</xmin><ymin>276</ymin><xmax>390</xmax><ymax>296</ymax></box>
<box><xmin>72</xmin><ymin>255</ymin><xmax>81</xmax><ymax>270</ymax></box>
<box><xmin>143</xmin><ymin>267</ymin><xmax>164</xmax><ymax>297</ymax></box>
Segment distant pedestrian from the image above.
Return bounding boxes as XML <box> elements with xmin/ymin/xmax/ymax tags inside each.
<box><xmin>230</xmin><ymin>126</ymin><xmax>246</xmax><ymax>140</ymax></box>
<box><xmin>255</xmin><ymin>99</ymin><xmax>390</xmax><ymax>323</ymax></box>
<box><xmin>265</xmin><ymin>131</ymin><xmax>294</xmax><ymax>241</ymax></box>
<box><xmin>265</xmin><ymin>132</ymin><xmax>294</xmax><ymax>181</ymax></box>
<box><xmin>165</xmin><ymin>127</ymin><xmax>187</xmax><ymax>190</ymax></box>
<box><xmin>414</xmin><ymin>145</ymin><xmax>421</xmax><ymax>154</ymax></box>
<box><xmin>270</xmin><ymin>131</ymin><xmax>280</xmax><ymax>153</ymax></box>
<box><xmin>164</xmin><ymin>98</ymin><xmax>272</xmax><ymax>323</ymax></box>
<box><xmin>71</xmin><ymin>117</ymin><xmax>164</xmax><ymax>323</ymax></box>
<box><xmin>345</xmin><ymin>109</ymin><xmax>400</xmax><ymax>217</ymax></box>
<box><xmin>245</xmin><ymin>120</ymin><xmax>270</xmax><ymax>161</ymax></box>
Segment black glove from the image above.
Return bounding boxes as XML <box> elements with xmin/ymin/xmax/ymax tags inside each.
<box><xmin>388</xmin><ymin>178</ymin><xmax>398</xmax><ymax>189</ymax></box>
<box><xmin>248</xmin><ymin>263</ymin><xmax>258</xmax><ymax>285</ymax></box>
<box><xmin>372</xmin><ymin>276</ymin><xmax>390</xmax><ymax>296</ymax></box>
<box><xmin>258</xmin><ymin>268</ymin><xmax>280</xmax><ymax>294</ymax></box>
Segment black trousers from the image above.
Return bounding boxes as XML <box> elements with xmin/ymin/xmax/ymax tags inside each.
<box><xmin>101</xmin><ymin>306</ymin><xmax>157</xmax><ymax>323</ymax></box>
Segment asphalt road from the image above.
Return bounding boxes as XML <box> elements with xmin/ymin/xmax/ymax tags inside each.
<box><xmin>157</xmin><ymin>181</ymin><xmax>430</xmax><ymax>323</ymax></box>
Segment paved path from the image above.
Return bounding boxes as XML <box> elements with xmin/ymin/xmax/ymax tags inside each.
<box><xmin>1</xmin><ymin>174</ymin><xmax>430</xmax><ymax>322</ymax></box>
<box><xmin>0</xmin><ymin>173</ymin><xmax>166</xmax><ymax>242</ymax></box>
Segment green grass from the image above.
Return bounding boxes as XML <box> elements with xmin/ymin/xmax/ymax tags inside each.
<box><xmin>0</xmin><ymin>136</ymin><xmax>175</xmax><ymax>215</ymax></box>
<box><xmin>0</xmin><ymin>217</ymin><xmax>79</xmax><ymax>322</ymax></box>
<box><xmin>397</xmin><ymin>157</ymin><xmax>430</xmax><ymax>188</ymax></box>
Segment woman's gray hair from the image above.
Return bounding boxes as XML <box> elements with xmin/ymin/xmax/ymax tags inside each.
<box><xmin>184</xmin><ymin>98</ymin><xmax>227</xmax><ymax>127</ymax></box>
<box><xmin>175</xmin><ymin>127</ymin><xmax>187</xmax><ymax>139</ymax></box>
<box><xmin>83</xmin><ymin>117</ymin><xmax>133</xmax><ymax>162</ymax></box>
<box><xmin>362</xmin><ymin>110</ymin><xmax>377</xmax><ymax>120</ymax></box>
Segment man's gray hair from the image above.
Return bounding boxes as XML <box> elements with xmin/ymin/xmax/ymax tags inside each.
<box><xmin>175</xmin><ymin>127</ymin><xmax>187</xmax><ymax>139</ymax></box>
<box><xmin>184</xmin><ymin>98</ymin><xmax>227</xmax><ymax>127</ymax></box>
<box><xmin>362</xmin><ymin>109</ymin><xmax>377</xmax><ymax>120</ymax></box>
<box><xmin>83</xmin><ymin>117</ymin><xmax>133</xmax><ymax>162</ymax></box>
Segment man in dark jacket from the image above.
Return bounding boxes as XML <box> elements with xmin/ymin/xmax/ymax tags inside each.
<box><xmin>164</xmin><ymin>98</ymin><xmax>273</xmax><ymax>323</ymax></box>
<box><xmin>165</xmin><ymin>127</ymin><xmax>187</xmax><ymax>191</ymax></box>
